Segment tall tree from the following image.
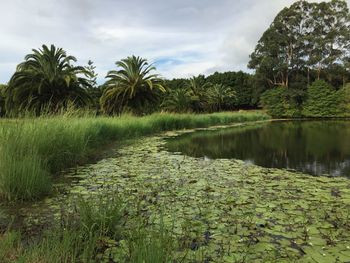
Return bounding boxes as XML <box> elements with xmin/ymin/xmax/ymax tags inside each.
<box><xmin>309</xmin><ymin>0</ymin><xmax>350</xmax><ymax>80</ymax></box>
<box><xmin>85</xmin><ymin>60</ymin><xmax>98</xmax><ymax>88</ymax></box>
<box><xmin>249</xmin><ymin>1</ymin><xmax>315</xmax><ymax>88</ymax></box>
<box><xmin>100</xmin><ymin>56</ymin><xmax>166</xmax><ymax>115</ymax></box>
<box><xmin>249</xmin><ymin>0</ymin><xmax>350</xmax><ymax>90</ymax></box>
<box><xmin>6</xmin><ymin>44</ymin><xmax>91</xmax><ymax>114</ymax></box>
<box><xmin>85</xmin><ymin>60</ymin><xmax>103</xmax><ymax>111</ymax></box>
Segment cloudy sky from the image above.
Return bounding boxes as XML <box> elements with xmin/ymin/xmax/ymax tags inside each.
<box><xmin>1</xmin><ymin>0</ymin><xmax>348</xmax><ymax>83</ymax></box>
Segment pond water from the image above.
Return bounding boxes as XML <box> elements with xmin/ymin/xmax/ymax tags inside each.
<box><xmin>165</xmin><ymin>120</ymin><xmax>350</xmax><ymax>177</ymax></box>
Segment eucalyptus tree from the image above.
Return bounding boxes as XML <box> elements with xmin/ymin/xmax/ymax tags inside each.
<box><xmin>309</xmin><ymin>0</ymin><xmax>350</xmax><ymax>80</ymax></box>
<box><xmin>101</xmin><ymin>55</ymin><xmax>166</xmax><ymax>115</ymax></box>
<box><xmin>249</xmin><ymin>0</ymin><xmax>350</xmax><ymax>89</ymax></box>
<box><xmin>248</xmin><ymin>1</ymin><xmax>314</xmax><ymax>88</ymax></box>
<box><xmin>6</xmin><ymin>44</ymin><xmax>91</xmax><ymax>114</ymax></box>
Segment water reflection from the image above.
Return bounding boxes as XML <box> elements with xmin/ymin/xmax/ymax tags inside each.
<box><xmin>165</xmin><ymin>121</ymin><xmax>350</xmax><ymax>177</ymax></box>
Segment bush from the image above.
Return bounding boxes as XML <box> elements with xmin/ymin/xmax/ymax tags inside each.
<box><xmin>302</xmin><ymin>80</ymin><xmax>341</xmax><ymax>117</ymax></box>
<box><xmin>337</xmin><ymin>83</ymin><xmax>350</xmax><ymax>117</ymax></box>
<box><xmin>260</xmin><ymin>81</ymin><xmax>349</xmax><ymax>118</ymax></box>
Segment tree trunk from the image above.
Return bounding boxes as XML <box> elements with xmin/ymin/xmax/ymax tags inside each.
<box><xmin>317</xmin><ymin>65</ymin><xmax>321</xmax><ymax>80</ymax></box>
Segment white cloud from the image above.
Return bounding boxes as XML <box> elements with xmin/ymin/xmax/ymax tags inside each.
<box><xmin>0</xmin><ymin>0</ymin><xmax>349</xmax><ymax>83</ymax></box>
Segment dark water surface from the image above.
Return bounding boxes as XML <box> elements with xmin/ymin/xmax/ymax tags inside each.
<box><xmin>165</xmin><ymin>121</ymin><xmax>350</xmax><ymax>177</ymax></box>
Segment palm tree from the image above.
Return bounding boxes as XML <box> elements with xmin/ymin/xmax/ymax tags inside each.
<box><xmin>5</xmin><ymin>44</ymin><xmax>91</xmax><ymax>114</ymax></box>
<box><xmin>101</xmin><ymin>56</ymin><xmax>166</xmax><ymax>115</ymax></box>
<box><xmin>187</xmin><ymin>76</ymin><xmax>211</xmax><ymax>112</ymax></box>
<box><xmin>162</xmin><ymin>88</ymin><xmax>193</xmax><ymax>113</ymax></box>
<box><xmin>204</xmin><ymin>84</ymin><xmax>236</xmax><ymax>112</ymax></box>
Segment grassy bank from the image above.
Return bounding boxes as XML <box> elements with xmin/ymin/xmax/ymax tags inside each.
<box><xmin>1</xmin><ymin>196</ymin><xmax>178</xmax><ymax>263</ymax></box>
<box><xmin>0</xmin><ymin>111</ymin><xmax>269</xmax><ymax>201</ymax></box>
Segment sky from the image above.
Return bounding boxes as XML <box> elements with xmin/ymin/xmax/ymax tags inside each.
<box><xmin>1</xmin><ymin>0</ymin><xmax>349</xmax><ymax>83</ymax></box>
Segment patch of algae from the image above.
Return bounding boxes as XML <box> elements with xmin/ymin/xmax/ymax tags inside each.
<box><xmin>17</xmin><ymin>129</ymin><xmax>350</xmax><ymax>262</ymax></box>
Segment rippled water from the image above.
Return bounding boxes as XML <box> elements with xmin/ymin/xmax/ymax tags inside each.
<box><xmin>165</xmin><ymin>120</ymin><xmax>350</xmax><ymax>177</ymax></box>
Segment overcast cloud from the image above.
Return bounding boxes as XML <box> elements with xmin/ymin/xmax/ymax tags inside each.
<box><xmin>0</xmin><ymin>0</ymin><xmax>349</xmax><ymax>83</ymax></box>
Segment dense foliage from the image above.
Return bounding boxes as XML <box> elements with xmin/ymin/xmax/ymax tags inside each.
<box><xmin>161</xmin><ymin>88</ymin><xmax>193</xmax><ymax>113</ymax></box>
<box><xmin>251</xmin><ymin>0</ymin><xmax>350</xmax><ymax>117</ymax></box>
<box><xmin>339</xmin><ymin>83</ymin><xmax>350</xmax><ymax>115</ymax></box>
<box><xmin>100</xmin><ymin>56</ymin><xmax>166</xmax><ymax>115</ymax></box>
<box><xmin>202</xmin><ymin>84</ymin><xmax>236</xmax><ymax>112</ymax></box>
<box><xmin>249</xmin><ymin>0</ymin><xmax>350</xmax><ymax>93</ymax></box>
<box><xmin>0</xmin><ymin>84</ymin><xmax>6</xmax><ymax>116</ymax></box>
<box><xmin>261</xmin><ymin>80</ymin><xmax>350</xmax><ymax>118</ymax></box>
<box><xmin>163</xmin><ymin>72</ymin><xmax>253</xmax><ymax>113</ymax></box>
<box><xmin>260</xmin><ymin>87</ymin><xmax>302</xmax><ymax>118</ymax></box>
<box><xmin>206</xmin><ymin>71</ymin><xmax>255</xmax><ymax>107</ymax></box>
<box><xmin>5</xmin><ymin>45</ymin><xmax>92</xmax><ymax>115</ymax></box>
<box><xmin>302</xmin><ymin>80</ymin><xmax>342</xmax><ymax>117</ymax></box>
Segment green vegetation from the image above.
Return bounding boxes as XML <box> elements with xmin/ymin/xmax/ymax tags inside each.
<box><xmin>0</xmin><ymin>84</ymin><xmax>6</xmax><ymax>116</ymax></box>
<box><xmin>163</xmin><ymin>73</ymin><xmax>251</xmax><ymax>113</ymax></box>
<box><xmin>302</xmin><ymin>80</ymin><xmax>342</xmax><ymax>117</ymax></box>
<box><xmin>0</xmin><ymin>196</ymin><xmax>177</xmax><ymax>263</ymax></box>
<box><xmin>4</xmin><ymin>45</ymin><xmax>92</xmax><ymax>115</ymax></box>
<box><xmin>249</xmin><ymin>0</ymin><xmax>350</xmax><ymax>117</ymax></box>
<box><xmin>100</xmin><ymin>56</ymin><xmax>166</xmax><ymax>115</ymax></box>
<box><xmin>249</xmin><ymin>0</ymin><xmax>349</xmax><ymax>91</ymax></box>
<box><xmin>338</xmin><ymin>83</ymin><xmax>350</xmax><ymax>116</ymax></box>
<box><xmin>3</xmin><ymin>131</ymin><xmax>350</xmax><ymax>262</ymax></box>
<box><xmin>0</xmin><ymin>111</ymin><xmax>269</xmax><ymax>201</ymax></box>
<box><xmin>161</xmin><ymin>88</ymin><xmax>193</xmax><ymax>113</ymax></box>
<box><xmin>0</xmin><ymin>0</ymin><xmax>349</xmax><ymax>262</ymax></box>
<box><xmin>261</xmin><ymin>80</ymin><xmax>350</xmax><ymax>118</ymax></box>
<box><xmin>0</xmin><ymin>2</ymin><xmax>348</xmax><ymax>118</ymax></box>
<box><xmin>260</xmin><ymin>87</ymin><xmax>300</xmax><ymax>118</ymax></box>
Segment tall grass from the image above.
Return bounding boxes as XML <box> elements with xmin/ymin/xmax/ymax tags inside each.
<box><xmin>0</xmin><ymin>196</ymin><xmax>178</xmax><ymax>263</ymax></box>
<box><xmin>0</xmin><ymin>111</ymin><xmax>269</xmax><ymax>200</ymax></box>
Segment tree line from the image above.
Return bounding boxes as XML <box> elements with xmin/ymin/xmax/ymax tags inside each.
<box><xmin>0</xmin><ymin>45</ymin><xmax>256</xmax><ymax>117</ymax></box>
<box><xmin>0</xmin><ymin>0</ymin><xmax>349</xmax><ymax>117</ymax></box>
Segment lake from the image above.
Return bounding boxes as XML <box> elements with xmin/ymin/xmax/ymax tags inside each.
<box><xmin>165</xmin><ymin>120</ymin><xmax>350</xmax><ymax>177</ymax></box>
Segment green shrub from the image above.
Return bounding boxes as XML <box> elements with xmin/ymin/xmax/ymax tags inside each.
<box><xmin>261</xmin><ymin>81</ymin><xmax>349</xmax><ymax>118</ymax></box>
<box><xmin>302</xmin><ymin>80</ymin><xmax>341</xmax><ymax>117</ymax></box>
<box><xmin>260</xmin><ymin>87</ymin><xmax>302</xmax><ymax>118</ymax></box>
<box><xmin>337</xmin><ymin>83</ymin><xmax>350</xmax><ymax>117</ymax></box>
